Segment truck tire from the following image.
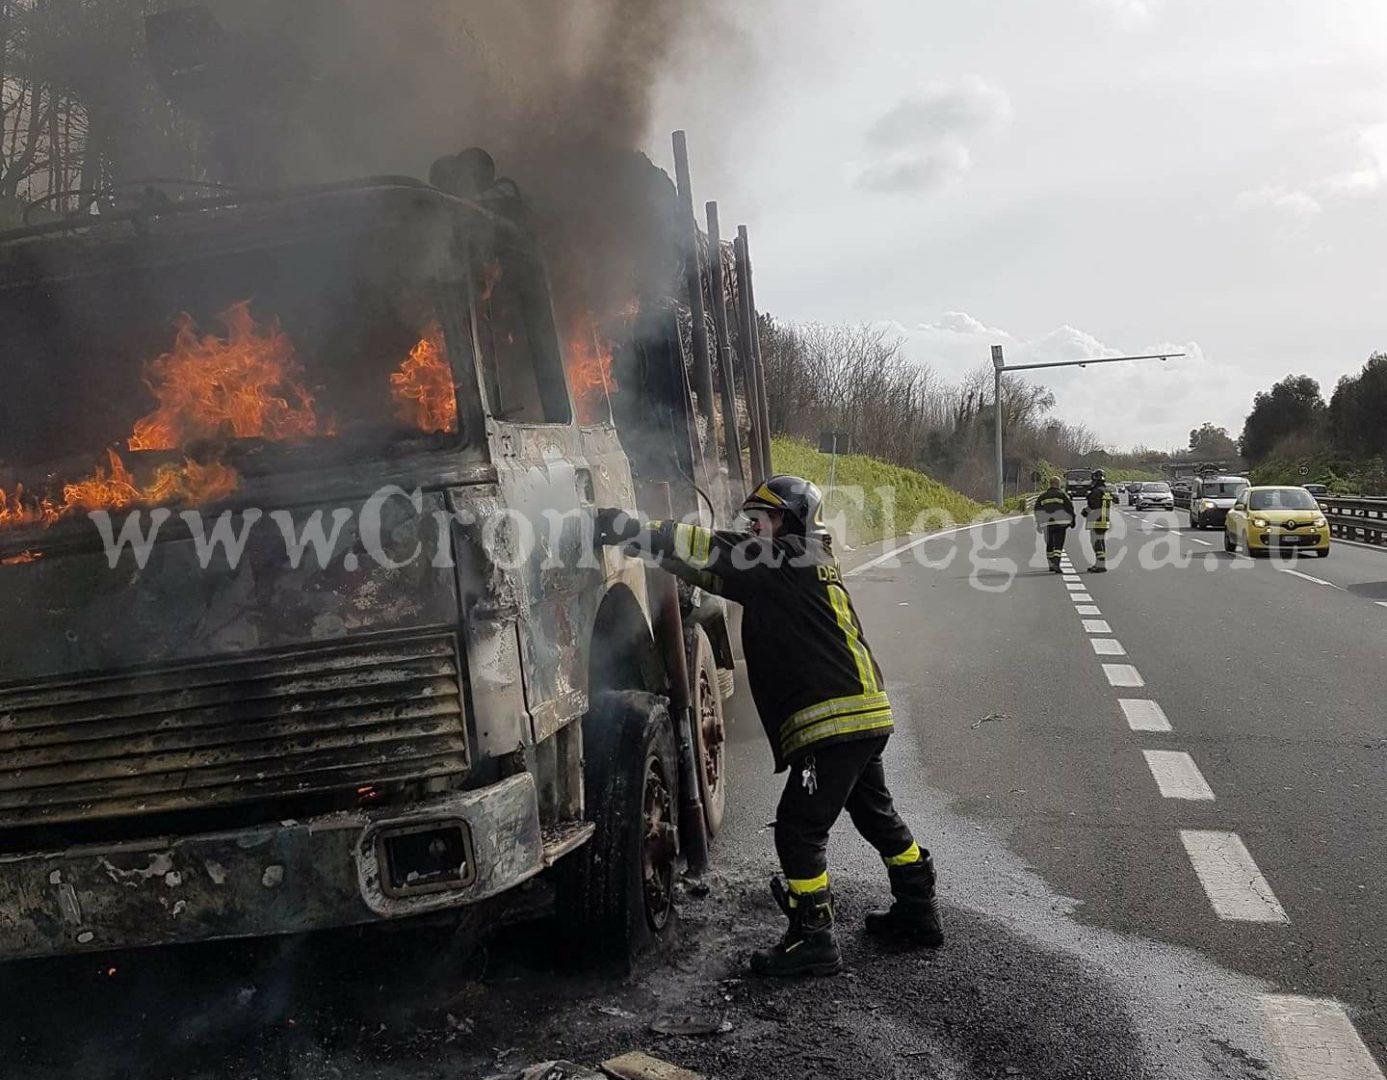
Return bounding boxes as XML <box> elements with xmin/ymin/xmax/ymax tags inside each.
<box><xmin>689</xmin><ymin>627</ymin><xmax>728</xmax><ymax>837</ymax></box>
<box><xmin>557</xmin><ymin>691</ymin><xmax>679</xmax><ymax>967</ymax></box>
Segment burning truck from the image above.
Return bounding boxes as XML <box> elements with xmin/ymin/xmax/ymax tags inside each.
<box><xmin>0</xmin><ymin>12</ymin><xmax>775</xmax><ymax>965</ymax></box>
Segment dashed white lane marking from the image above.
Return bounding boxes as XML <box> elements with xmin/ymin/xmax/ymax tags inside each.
<box><xmin>1120</xmin><ymin>699</ymin><xmax>1172</xmax><ymax>732</ymax></box>
<box><xmin>1378</xmin><ymin>602</ymin><xmax>1387</xmax><ymax>610</ymax></box>
<box><xmin>846</xmin><ymin>515</ymin><xmax>1027</xmax><ymax>577</ymax></box>
<box><xmin>1189</xmin><ymin>537</ymin><xmax>1213</xmax><ymax>546</ymax></box>
<box><xmin>1065</xmin><ymin>583</ymin><xmax>1085</xmax><ymax>591</ymax></box>
<box><xmin>1260</xmin><ymin>994</ymin><xmax>1386</xmax><ymax>1080</ymax></box>
<box><xmin>1062</xmin><ymin>575</ymin><xmax>1082</xmax><ymax>583</ymax></box>
<box><xmin>1102</xmin><ymin>663</ymin><xmax>1144</xmax><ymax>687</ymax></box>
<box><xmin>1180</xmin><ymin>830</ymin><xmax>1289</xmax><ymax>923</ymax></box>
<box><xmin>1143</xmin><ymin>750</ymin><xmax>1215</xmax><ymax>800</ymax></box>
<box><xmin>1076</xmin><ymin>605</ymin><xmax>1103</xmax><ymax>616</ymax></box>
<box><xmin>1278</xmin><ymin>567</ymin><xmax>1341</xmax><ymax>589</ymax></box>
<box><xmin>1091</xmin><ymin>638</ymin><xmax>1127</xmax><ymax>656</ymax></box>
<box><xmin>1082</xmin><ymin>619</ymin><xmax>1112</xmax><ymax>633</ymax></box>
<box><xmin>1070</xmin><ymin>592</ymin><xmax>1094</xmax><ymax>602</ymax></box>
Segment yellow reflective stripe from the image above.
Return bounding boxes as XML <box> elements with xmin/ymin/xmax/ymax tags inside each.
<box><xmin>673</xmin><ymin>523</ymin><xmax>714</xmax><ymax>566</ymax></box>
<box><xmin>885</xmin><ymin>842</ymin><xmax>922</xmax><ymax>867</ymax></box>
<box><xmin>784</xmin><ymin>691</ymin><xmax>891</xmax><ymax>734</ymax></box>
<box><xmin>827</xmin><ymin>584</ymin><xmax>876</xmax><ymax>693</ymax></box>
<box><xmin>751</xmin><ymin>482</ymin><xmax>786</xmax><ymax>508</ymax></box>
<box><xmin>788</xmin><ymin>872</ymin><xmax>829</xmax><ymax>895</ymax></box>
<box><xmin>782</xmin><ymin>709</ymin><xmax>894</xmax><ymax>757</ymax></box>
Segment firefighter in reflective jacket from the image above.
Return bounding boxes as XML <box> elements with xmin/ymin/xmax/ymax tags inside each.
<box><xmin>1032</xmin><ymin>476</ymin><xmax>1075</xmax><ymax>573</ymax></box>
<box><xmin>1083</xmin><ymin>468</ymin><xmax>1115</xmax><ymax>573</ymax></box>
<box><xmin>595</xmin><ymin>475</ymin><xmax>942</xmax><ymax>977</ymax></box>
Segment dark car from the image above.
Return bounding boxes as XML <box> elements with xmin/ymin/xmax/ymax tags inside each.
<box><xmin>1189</xmin><ymin>475</ymin><xmax>1250</xmax><ymax>530</ymax></box>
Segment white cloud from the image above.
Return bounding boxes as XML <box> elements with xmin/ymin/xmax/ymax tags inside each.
<box><xmin>891</xmin><ymin>311</ymin><xmax>1233</xmax><ymax>451</ymax></box>
<box><xmin>1323</xmin><ymin>123</ymin><xmax>1387</xmax><ymax>196</ymax></box>
<box><xmin>1088</xmin><ymin>0</ymin><xmax>1166</xmax><ymax>29</ymax></box>
<box><xmin>852</xmin><ymin>76</ymin><xmax>1011</xmax><ymax>194</ymax></box>
<box><xmin>1234</xmin><ymin>185</ymin><xmax>1323</xmax><ymax>218</ymax></box>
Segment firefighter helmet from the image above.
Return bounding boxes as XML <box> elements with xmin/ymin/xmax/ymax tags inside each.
<box><xmin>1091</xmin><ymin>469</ymin><xmax>1107</xmax><ymax>484</ymax></box>
<box><xmin>742</xmin><ymin>475</ymin><xmax>828</xmax><ymax>539</ymax></box>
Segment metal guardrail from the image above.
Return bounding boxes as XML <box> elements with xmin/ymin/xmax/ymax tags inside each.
<box><xmin>1321</xmin><ymin>497</ymin><xmax>1387</xmax><ymax>545</ymax></box>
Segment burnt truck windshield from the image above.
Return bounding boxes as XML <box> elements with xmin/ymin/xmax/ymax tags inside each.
<box><xmin>0</xmin><ymin>232</ymin><xmax>469</xmax><ymax>530</ymax></box>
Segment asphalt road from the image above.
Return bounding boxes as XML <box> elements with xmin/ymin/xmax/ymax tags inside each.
<box><xmin>806</xmin><ymin>507</ymin><xmax>1387</xmax><ymax>1079</ymax></box>
<box><xmin>3</xmin><ymin>509</ymin><xmax>1383</xmax><ymax>1079</ymax></box>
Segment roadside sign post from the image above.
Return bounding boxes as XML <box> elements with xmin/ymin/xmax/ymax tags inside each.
<box><xmin>818</xmin><ymin>431</ymin><xmax>852</xmax><ymax>516</ymax></box>
<box><xmin>988</xmin><ymin>348</ymin><xmax>1187</xmax><ymax>508</ymax></box>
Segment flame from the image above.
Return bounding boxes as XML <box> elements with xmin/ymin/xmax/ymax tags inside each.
<box><xmin>391</xmin><ymin>322</ymin><xmax>458</xmax><ymax>434</ymax></box>
<box><xmin>0</xmin><ymin>452</ymin><xmax>239</xmax><ymax>530</ymax></box>
<box><xmin>1</xmin><ymin>550</ymin><xmax>41</xmax><ymax>566</ymax></box>
<box><xmin>566</xmin><ymin>312</ymin><xmax>618</xmax><ymax>425</ymax></box>
<box><xmin>129</xmin><ymin>301</ymin><xmax>322</xmax><ymax>451</ymax></box>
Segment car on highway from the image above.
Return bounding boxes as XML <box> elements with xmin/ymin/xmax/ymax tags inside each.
<box><xmin>1129</xmin><ymin>481</ymin><xmax>1175</xmax><ymax>511</ymax></box>
<box><xmin>1303</xmin><ymin>483</ymin><xmax>1329</xmax><ymax>499</ymax></box>
<box><xmin>1223</xmin><ymin>486</ymin><xmax>1331</xmax><ymax>558</ymax></box>
<box><xmin>1188</xmin><ymin>475</ymin><xmax>1250</xmax><ymax>530</ymax></box>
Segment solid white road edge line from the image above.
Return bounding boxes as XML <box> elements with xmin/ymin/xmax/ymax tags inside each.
<box><xmin>1277</xmin><ymin>567</ymin><xmax>1341</xmax><ymax>589</ymax></box>
<box><xmin>1102</xmin><ymin>664</ymin><xmax>1144</xmax><ymax>687</ymax></box>
<box><xmin>1179</xmin><ymin>830</ymin><xmax>1289</xmax><ymax>923</ymax></box>
<box><xmin>1260</xmin><ymin>994</ymin><xmax>1386</xmax><ymax>1080</ymax></box>
<box><xmin>1120</xmin><ymin>699</ymin><xmax>1172</xmax><ymax>732</ymax></box>
<box><xmin>1091</xmin><ymin>639</ymin><xmax>1127</xmax><ymax>656</ymax></box>
<box><xmin>846</xmin><ymin>515</ymin><xmax>1027</xmax><ymax>577</ymax></box>
<box><xmin>1142</xmin><ymin>750</ymin><xmax>1215</xmax><ymax>800</ymax></box>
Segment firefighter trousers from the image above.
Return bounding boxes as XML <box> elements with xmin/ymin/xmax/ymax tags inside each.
<box><xmin>1044</xmin><ymin>524</ymin><xmax>1069</xmax><ymax>562</ymax></box>
<box><xmin>1090</xmin><ymin>531</ymin><xmax>1108</xmax><ymax>563</ymax></box>
<box><xmin>774</xmin><ymin>734</ymin><xmax>916</xmax><ymax>884</ymax></box>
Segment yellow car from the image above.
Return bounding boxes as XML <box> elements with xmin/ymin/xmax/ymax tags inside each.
<box><xmin>1224</xmin><ymin>486</ymin><xmax>1331</xmax><ymax>558</ymax></box>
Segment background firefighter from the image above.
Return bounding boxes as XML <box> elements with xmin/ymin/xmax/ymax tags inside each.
<box><xmin>1032</xmin><ymin>476</ymin><xmax>1075</xmax><ymax>573</ymax></box>
<box><xmin>1083</xmin><ymin>468</ymin><xmax>1115</xmax><ymax>573</ymax></box>
<box><xmin>594</xmin><ymin>475</ymin><xmax>943</xmax><ymax>978</ymax></box>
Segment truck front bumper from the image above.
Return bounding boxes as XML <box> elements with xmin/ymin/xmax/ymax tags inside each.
<box><xmin>0</xmin><ymin>774</ymin><xmax>544</xmax><ymax>961</ymax></box>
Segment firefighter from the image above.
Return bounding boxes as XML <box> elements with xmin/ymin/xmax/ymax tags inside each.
<box><xmin>1083</xmin><ymin>468</ymin><xmax>1114</xmax><ymax>573</ymax></box>
<box><xmin>594</xmin><ymin>476</ymin><xmax>942</xmax><ymax>978</ymax></box>
<box><xmin>1032</xmin><ymin>476</ymin><xmax>1075</xmax><ymax>573</ymax></box>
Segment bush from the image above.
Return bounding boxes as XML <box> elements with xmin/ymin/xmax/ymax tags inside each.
<box><xmin>772</xmin><ymin>436</ymin><xmax>990</xmax><ymax>548</ymax></box>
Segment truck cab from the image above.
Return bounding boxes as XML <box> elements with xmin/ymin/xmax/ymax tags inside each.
<box><xmin>0</xmin><ymin>173</ymin><xmax>739</xmax><ymax>961</ymax></box>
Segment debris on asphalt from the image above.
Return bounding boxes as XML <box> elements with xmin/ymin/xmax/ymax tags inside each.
<box><xmin>600</xmin><ymin>1051</ymin><xmax>706</xmax><ymax>1080</ymax></box>
<box><xmin>647</xmin><ymin>1012</ymin><xmax>733</xmax><ymax>1036</ymax></box>
<box><xmin>971</xmin><ymin>711</ymin><xmax>1012</xmax><ymax>729</ymax></box>
<box><xmin>482</xmin><ymin>1062</ymin><xmax>605</xmax><ymax>1080</ymax></box>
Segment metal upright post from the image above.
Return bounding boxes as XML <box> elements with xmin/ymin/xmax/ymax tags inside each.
<box><xmin>992</xmin><ymin>345</ymin><xmax>1005</xmax><ymax>508</ymax></box>
<box><xmin>739</xmin><ymin>226</ymin><xmax>774</xmax><ymax>480</ymax></box>
<box><xmin>733</xmin><ymin>235</ymin><xmax>768</xmax><ymax>481</ymax></box>
<box><xmin>672</xmin><ymin>132</ymin><xmax>718</xmax><ymax>459</ymax></box>
<box><xmin>706</xmin><ymin>202</ymin><xmax>745</xmax><ymax>497</ymax></box>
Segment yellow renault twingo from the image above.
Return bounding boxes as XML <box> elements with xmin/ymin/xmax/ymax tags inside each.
<box><xmin>1224</xmin><ymin>486</ymin><xmax>1331</xmax><ymax>558</ymax></box>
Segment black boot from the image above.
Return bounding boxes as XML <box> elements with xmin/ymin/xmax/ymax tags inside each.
<box><xmin>864</xmin><ymin>856</ymin><xmax>943</xmax><ymax>947</ymax></box>
<box><xmin>1087</xmin><ymin>564</ymin><xmax>1107</xmax><ymax>574</ymax></box>
<box><xmin>750</xmin><ymin>878</ymin><xmax>842</xmax><ymax>977</ymax></box>
<box><xmin>1048</xmin><ymin>559</ymin><xmax>1062</xmax><ymax>573</ymax></box>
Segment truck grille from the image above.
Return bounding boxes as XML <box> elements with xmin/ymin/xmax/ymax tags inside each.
<box><xmin>0</xmin><ymin>634</ymin><xmax>468</xmax><ymax>829</ymax></box>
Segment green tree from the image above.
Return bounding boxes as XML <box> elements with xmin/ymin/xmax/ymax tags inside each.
<box><xmin>1328</xmin><ymin>353</ymin><xmax>1387</xmax><ymax>460</ymax></box>
<box><xmin>1187</xmin><ymin>422</ymin><xmax>1239</xmax><ymax>461</ymax></box>
<box><xmin>1238</xmin><ymin>375</ymin><xmax>1325</xmax><ymax>464</ymax></box>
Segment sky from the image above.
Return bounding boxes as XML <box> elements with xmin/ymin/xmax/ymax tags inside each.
<box><xmin>650</xmin><ymin>0</ymin><xmax>1387</xmax><ymax>453</ymax></box>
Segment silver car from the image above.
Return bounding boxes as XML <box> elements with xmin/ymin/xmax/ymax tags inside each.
<box><xmin>1131</xmin><ymin>481</ymin><xmax>1175</xmax><ymax>511</ymax></box>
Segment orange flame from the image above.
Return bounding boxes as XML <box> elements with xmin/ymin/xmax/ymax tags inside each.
<box><xmin>566</xmin><ymin>312</ymin><xmax>618</xmax><ymax>426</ymax></box>
<box><xmin>129</xmin><ymin>301</ymin><xmax>322</xmax><ymax>451</ymax></box>
<box><xmin>391</xmin><ymin>322</ymin><xmax>458</xmax><ymax>434</ymax></box>
<box><xmin>0</xmin><ymin>550</ymin><xmax>41</xmax><ymax>566</ymax></box>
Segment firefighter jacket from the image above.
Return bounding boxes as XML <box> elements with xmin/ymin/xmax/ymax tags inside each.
<box><xmin>1084</xmin><ymin>484</ymin><xmax>1114</xmax><ymax>532</ymax></box>
<box><xmin>1032</xmin><ymin>489</ymin><xmax>1075</xmax><ymax>529</ymax></box>
<box><xmin>640</xmin><ymin>521</ymin><xmax>893</xmax><ymax>772</ymax></box>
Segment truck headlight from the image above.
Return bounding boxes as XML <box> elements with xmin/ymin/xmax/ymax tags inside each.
<box><xmin>1201</xmin><ymin>500</ymin><xmax>1214</xmax><ymax>509</ymax></box>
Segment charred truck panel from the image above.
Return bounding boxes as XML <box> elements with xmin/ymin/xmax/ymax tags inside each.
<box><xmin>0</xmin><ymin>170</ymin><xmax>744</xmax><ymax>960</ymax></box>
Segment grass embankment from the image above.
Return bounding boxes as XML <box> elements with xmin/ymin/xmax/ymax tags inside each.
<box><xmin>1250</xmin><ymin>455</ymin><xmax>1387</xmax><ymax>495</ymax></box>
<box><xmin>771</xmin><ymin>436</ymin><xmax>990</xmax><ymax>548</ymax></box>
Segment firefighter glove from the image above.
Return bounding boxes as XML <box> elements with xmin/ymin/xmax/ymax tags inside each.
<box><xmin>594</xmin><ymin>507</ymin><xmax>643</xmax><ymax>546</ymax></box>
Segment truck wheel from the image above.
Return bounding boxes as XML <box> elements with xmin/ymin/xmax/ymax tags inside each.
<box><xmin>557</xmin><ymin>691</ymin><xmax>679</xmax><ymax>967</ymax></box>
<box><xmin>689</xmin><ymin>627</ymin><xmax>727</xmax><ymax>837</ymax></box>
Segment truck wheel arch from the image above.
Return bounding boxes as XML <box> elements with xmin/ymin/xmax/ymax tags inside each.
<box><xmin>587</xmin><ymin>584</ymin><xmax>665</xmax><ymax>698</ymax></box>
